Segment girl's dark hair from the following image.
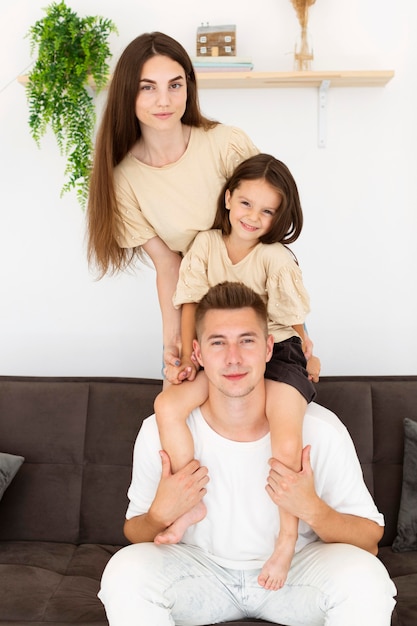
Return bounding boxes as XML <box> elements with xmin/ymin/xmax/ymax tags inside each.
<box><xmin>212</xmin><ymin>153</ymin><xmax>303</xmax><ymax>245</ymax></box>
<box><xmin>87</xmin><ymin>32</ymin><xmax>217</xmax><ymax>276</ymax></box>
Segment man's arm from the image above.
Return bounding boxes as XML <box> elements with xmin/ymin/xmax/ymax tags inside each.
<box><xmin>124</xmin><ymin>450</ymin><xmax>208</xmax><ymax>544</ymax></box>
<box><xmin>266</xmin><ymin>446</ymin><xmax>383</xmax><ymax>555</ymax></box>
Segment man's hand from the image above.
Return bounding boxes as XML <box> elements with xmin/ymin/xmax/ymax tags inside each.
<box><xmin>265</xmin><ymin>446</ymin><xmax>320</xmax><ymax>523</ymax></box>
<box><xmin>149</xmin><ymin>451</ymin><xmax>209</xmax><ymax>529</ymax></box>
<box><xmin>266</xmin><ymin>446</ymin><xmax>383</xmax><ymax>554</ymax></box>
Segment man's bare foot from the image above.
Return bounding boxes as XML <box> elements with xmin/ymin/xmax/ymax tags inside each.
<box><xmin>154</xmin><ymin>501</ymin><xmax>206</xmax><ymax>545</ymax></box>
<box><xmin>257</xmin><ymin>535</ymin><xmax>296</xmax><ymax>591</ymax></box>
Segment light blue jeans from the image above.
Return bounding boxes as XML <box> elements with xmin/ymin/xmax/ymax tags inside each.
<box><xmin>99</xmin><ymin>541</ymin><xmax>396</xmax><ymax>626</ymax></box>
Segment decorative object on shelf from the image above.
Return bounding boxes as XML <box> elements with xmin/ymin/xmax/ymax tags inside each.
<box><xmin>196</xmin><ymin>23</ymin><xmax>236</xmax><ymax>57</ymax></box>
<box><xmin>24</xmin><ymin>1</ymin><xmax>117</xmax><ymax>208</ymax></box>
<box><xmin>192</xmin><ymin>56</ymin><xmax>253</xmax><ymax>73</ymax></box>
<box><xmin>291</xmin><ymin>0</ymin><xmax>316</xmax><ymax>71</ymax></box>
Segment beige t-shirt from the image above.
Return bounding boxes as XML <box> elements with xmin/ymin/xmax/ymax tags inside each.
<box><xmin>173</xmin><ymin>230</ymin><xmax>310</xmax><ymax>343</ymax></box>
<box><xmin>114</xmin><ymin>124</ymin><xmax>259</xmax><ymax>255</ymax></box>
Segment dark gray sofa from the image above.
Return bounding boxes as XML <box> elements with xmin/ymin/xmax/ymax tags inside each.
<box><xmin>0</xmin><ymin>375</ymin><xmax>416</xmax><ymax>625</ymax></box>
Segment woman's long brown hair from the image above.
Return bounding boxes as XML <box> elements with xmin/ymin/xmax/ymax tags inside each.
<box><xmin>87</xmin><ymin>32</ymin><xmax>217</xmax><ymax>277</ymax></box>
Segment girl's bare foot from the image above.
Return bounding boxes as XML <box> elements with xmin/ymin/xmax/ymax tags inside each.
<box><xmin>154</xmin><ymin>501</ymin><xmax>206</xmax><ymax>545</ymax></box>
<box><xmin>257</xmin><ymin>534</ymin><xmax>296</xmax><ymax>591</ymax></box>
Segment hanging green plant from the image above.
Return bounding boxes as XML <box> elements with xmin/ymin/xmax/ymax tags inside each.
<box><xmin>25</xmin><ymin>1</ymin><xmax>117</xmax><ymax>208</ymax></box>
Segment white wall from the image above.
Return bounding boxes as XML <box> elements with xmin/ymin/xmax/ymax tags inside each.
<box><xmin>1</xmin><ymin>0</ymin><xmax>416</xmax><ymax>378</ymax></box>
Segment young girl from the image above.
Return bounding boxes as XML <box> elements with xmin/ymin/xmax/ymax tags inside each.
<box><xmin>154</xmin><ymin>153</ymin><xmax>320</xmax><ymax>591</ymax></box>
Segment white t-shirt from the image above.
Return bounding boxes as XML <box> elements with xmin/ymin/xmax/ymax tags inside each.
<box><xmin>126</xmin><ymin>402</ymin><xmax>384</xmax><ymax>570</ymax></box>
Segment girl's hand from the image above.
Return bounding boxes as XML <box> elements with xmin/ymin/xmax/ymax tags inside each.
<box><xmin>306</xmin><ymin>355</ymin><xmax>321</xmax><ymax>383</ymax></box>
<box><xmin>164</xmin><ymin>356</ymin><xmax>199</xmax><ymax>385</ymax></box>
<box><xmin>179</xmin><ymin>355</ymin><xmax>199</xmax><ymax>382</ymax></box>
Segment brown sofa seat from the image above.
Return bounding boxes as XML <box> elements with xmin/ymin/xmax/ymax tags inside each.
<box><xmin>0</xmin><ymin>375</ymin><xmax>416</xmax><ymax>625</ymax></box>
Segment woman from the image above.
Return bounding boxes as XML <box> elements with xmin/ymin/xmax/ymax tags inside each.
<box><xmin>87</xmin><ymin>32</ymin><xmax>259</xmax><ymax>368</ymax></box>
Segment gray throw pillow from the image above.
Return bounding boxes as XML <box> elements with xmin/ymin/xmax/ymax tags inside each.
<box><xmin>392</xmin><ymin>418</ymin><xmax>417</xmax><ymax>552</ymax></box>
<box><xmin>0</xmin><ymin>452</ymin><xmax>25</xmax><ymax>501</ymax></box>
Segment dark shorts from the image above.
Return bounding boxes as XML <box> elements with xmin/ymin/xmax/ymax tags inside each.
<box><xmin>265</xmin><ymin>337</ymin><xmax>316</xmax><ymax>403</ymax></box>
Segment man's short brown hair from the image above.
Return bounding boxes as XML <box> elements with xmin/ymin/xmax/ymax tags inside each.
<box><xmin>195</xmin><ymin>282</ymin><xmax>268</xmax><ymax>339</ymax></box>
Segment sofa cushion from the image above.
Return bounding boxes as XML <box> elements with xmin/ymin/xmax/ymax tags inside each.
<box><xmin>0</xmin><ymin>378</ymin><xmax>160</xmax><ymax>545</ymax></box>
<box><xmin>0</xmin><ymin>380</ymin><xmax>90</xmax><ymax>543</ymax></box>
<box><xmin>0</xmin><ymin>541</ymin><xmax>120</xmax><ymax>624</ymax></box>
<box><xmin>390</xmin><ymin>573</ymin><xmax>417</xmax><ymax>626</ymax></box>
<box><xmin>0</xmin><ymin>452</ymin><xmax>24</xmax><ymax>501</ymax></box>
<box><xmin>392</xmin><ymin>418</ymin><xmax>417</xmax><ymax>552</ymax></box>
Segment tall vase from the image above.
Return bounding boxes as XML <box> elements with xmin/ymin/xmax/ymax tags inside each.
<box><xmin>294</xmin><ymin>26</ymin><xmax>313</xmax><ymax>71</ymax></box>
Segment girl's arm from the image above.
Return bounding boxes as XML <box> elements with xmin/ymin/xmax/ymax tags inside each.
<box><xmin>180</xmin><ymin>302</ymin><xmax>199</xmax><ymax>380</ymax></box>
<box><xmin>142</xmin><ymin>236</ymin><xmax>182</xmax><ymax>367</ymax></box>
<box><xmin>292</xmin><ymin>323</ymin><xmax>321</xmax><ymax>383</ymax></box>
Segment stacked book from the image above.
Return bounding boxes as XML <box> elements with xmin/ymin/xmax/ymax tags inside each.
<box><xmin>191</xmin><ymin>56</ymin><xmax>253</xmax><ymax>72</ymax></box>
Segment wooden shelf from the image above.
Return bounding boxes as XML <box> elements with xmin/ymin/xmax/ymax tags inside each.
<box><xmin>17</xmin><ymin>69</ymin><xmax>394</xmax><ymax>149</ymax></box>
<box><xmin>196</xmin><ymin>70</ymin><xmax>394</xmax><ymax>89</ymax></box>
<box><xmin>18</xmin><ymin>70</ymin><xmax>394</xmax><ymax>90</ymax></box>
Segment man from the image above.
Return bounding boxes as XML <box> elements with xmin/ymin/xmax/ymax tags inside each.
<box><xmin>99</xmin><ymin>282</ymin><xmax>396</xmax><ymax>625</ymax></box>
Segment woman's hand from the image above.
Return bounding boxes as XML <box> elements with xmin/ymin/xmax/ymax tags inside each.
<box><xmin>164</xmin><ymin>355</ymin><xmax>199</xmax><ymax>385</ymax></box>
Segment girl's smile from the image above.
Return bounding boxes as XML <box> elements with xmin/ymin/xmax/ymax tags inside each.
<box><xmin>240</xmin><ymin>221</ymin><xmax>259</xmax><ymax>233</ymax></box>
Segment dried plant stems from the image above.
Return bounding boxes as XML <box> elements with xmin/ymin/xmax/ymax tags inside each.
<box><xmin>291</xmin><ymin>0</ymin><xmax>316</xmax><ymax>29</ymax></box>
<box><xmin>290</xmin><ymin>0</ymin><xmax>316</xmax><ymax>70</ymax></box>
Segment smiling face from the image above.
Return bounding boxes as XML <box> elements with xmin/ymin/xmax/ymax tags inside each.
<box><xmin>135</xmin><ymin>55</ymin><xmax>188</xmax><ymax>132</ymax></box>
<box><xmin>225</xmin><ymin>178</ymin><xmax>282</xmax><ymax>243</ymax></box>
<box><xmin>193</xmin><ymin>307</ymin><xmax>274</xmax><ymax>399</ymax></box>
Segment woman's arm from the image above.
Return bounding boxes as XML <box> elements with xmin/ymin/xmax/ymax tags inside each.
<box><xmin>163</xmin><ymin>302</ymin><xmax>199</xmax><ymax>384</ymax></box>
<box><xmin>142</xmin><ymin>236</ymin><xmax>182</xmax><ymax>366</ymax></box>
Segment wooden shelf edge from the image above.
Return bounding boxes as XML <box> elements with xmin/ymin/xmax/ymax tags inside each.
<box><xmin>18</xmin><ymin>69</ymin><xmax>395</xmax><ymax>90</ymax></box>
<box><xmin>196</xmin><ymin>70</ymin><xmax>395</xmax><ymax>89</ymax></box>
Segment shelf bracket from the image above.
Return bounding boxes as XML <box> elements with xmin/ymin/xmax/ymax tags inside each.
<box><xmin>318</xmin><ymin>80</ymin><xmax>331</xmax><ymax>148</ymax></box>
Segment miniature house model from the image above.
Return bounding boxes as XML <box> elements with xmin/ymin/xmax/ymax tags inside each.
<box><xmin>196</xmin><ymin>24</ymin><xmax>236</xmax><ymax>56</ymax></box>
